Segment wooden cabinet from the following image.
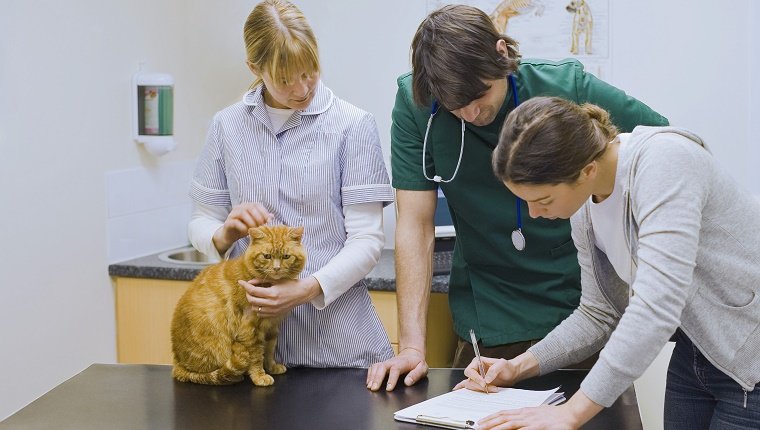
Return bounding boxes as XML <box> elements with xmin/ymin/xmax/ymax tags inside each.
<box><xmin>367</xmin><ymin>290</ymin><xmax>456</xmax><ymax>367</ymax></box>
<box><xmin>114</xmin><ymin>277</ymin><xmax>187</xmax><ymax>364</ymax></box>
<box><xmin>113</xmin><ymin>278</ymin><xmax>457</xmax><ymax>367</ymax></box>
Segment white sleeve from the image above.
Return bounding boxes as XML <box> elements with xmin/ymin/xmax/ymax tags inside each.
<box><xmin>310</xmin><ymin>201</ymin><xmax>385</xmax><ymax>309</ymax></box>
<box><xmin>187</xmin><ymin>202</ymin><xmax>230</xmax><ymax>262</ymax></box>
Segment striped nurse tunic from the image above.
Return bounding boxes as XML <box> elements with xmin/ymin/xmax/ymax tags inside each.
<box><xmin>189</xmin><ymin>81</ymin><xmax>395</xmax><ymax>368</ymax></box>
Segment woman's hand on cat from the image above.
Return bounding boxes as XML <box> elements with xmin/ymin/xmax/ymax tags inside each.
<box><xmin>213</xmin><ymin>203</ymin><xmax>272</xmax><ymax>254</ymax></box>
<box><xmin>239</xmin><ymin>276</ymin><xmax>322</xmax><ymax>317</ymax></box>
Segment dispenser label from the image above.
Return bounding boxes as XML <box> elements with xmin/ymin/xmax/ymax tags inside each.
<box><xmin>138</xmin><ymin>85</ymin><xmax>173</xmax><ymax>136</ymax></box>
<box><xmin>144</xmin><ymin>86</ymin><xmax>159</xmax><ymax>134</ymax></box>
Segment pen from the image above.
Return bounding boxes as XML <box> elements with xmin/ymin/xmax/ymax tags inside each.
<box><xmin>469</xmin><ymin>328</ymin><xmax>490</xmax><ymax>394</ymax></box>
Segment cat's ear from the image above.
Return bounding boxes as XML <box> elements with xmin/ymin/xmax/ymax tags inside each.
<box><xmin>289</xmin><ymin>226</ymin><xmax>305</xmax><ymax>242</ymax></box>
<box><xmin>248</xmin><ymin>227</ymin><xmax>266</xmax><ymax>241</ymax></box>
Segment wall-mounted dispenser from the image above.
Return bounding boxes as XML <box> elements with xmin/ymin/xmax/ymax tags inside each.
<box><xmin>133</xmin><ymin>69</ymin><xmax>176</xmax><ymax>156</ymax></box>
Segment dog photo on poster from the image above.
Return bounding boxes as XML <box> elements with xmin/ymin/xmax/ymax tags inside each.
<box><xmin>427</xmin><ymin>0</ymin><xmax>611</xmax><ymax>80</ymax></box>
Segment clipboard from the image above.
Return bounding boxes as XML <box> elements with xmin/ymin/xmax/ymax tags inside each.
<box><xmin>394</xmin><ymin>386</ymin><xmax>565</xmax><ymax>429</ymax></box>
<box><xmin>395</xmin><ymin>414</ymin><xmax>475</xmax><ymax>429</ymax></box>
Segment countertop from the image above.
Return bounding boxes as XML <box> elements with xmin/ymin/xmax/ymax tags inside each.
<box><xmin>109</xmin><ymin>248</ymin><xmax>450</xmax><ymax>293</ymax></box>
<box><xmin>0</xmin><ymin>364</ymin><xmax>642</xmax><ymax>430</ymax></box>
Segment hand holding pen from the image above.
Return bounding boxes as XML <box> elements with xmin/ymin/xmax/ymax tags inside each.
<box><xmin>453</xmin><ymin>349</ymin><xmax>541</xmax><ymax>393</ymax></box>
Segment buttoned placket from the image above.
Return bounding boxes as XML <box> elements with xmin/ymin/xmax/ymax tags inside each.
<box><xmin>247</xmin><ymin>103</ymin><xmax>282</xmax><ymax>222</ymax></box>
<box><xmin>275</xmin><ymin>112</ymin><xmax>304</xmax><ymax>228</ymax></box>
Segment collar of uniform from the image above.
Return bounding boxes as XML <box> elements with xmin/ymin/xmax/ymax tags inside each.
<box><xmin>242</xmin><ymin>80</ymin><xmax>334</xmax><ymax>115</ymax></box>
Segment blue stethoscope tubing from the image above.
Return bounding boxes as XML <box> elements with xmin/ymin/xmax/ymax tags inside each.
<box><xmin>507</xmin><ymin>74</ymin><xmax>526</xmax><ymax>250</ymax></box>
<box><xmin>421</xmin><ymin>74</ymin><xmax>526</xmax><ymax>251</ymax></box>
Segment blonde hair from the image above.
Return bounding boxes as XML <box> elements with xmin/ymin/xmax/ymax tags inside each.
<box><xmin>243</xmin><ymin>0</ymin><xmax>320</xmax><ymax>89</ymax></box>
<box><xmin>493</xmin><ymin>97</ymin><xmax>619</xmax><ymax>185</ymax></box>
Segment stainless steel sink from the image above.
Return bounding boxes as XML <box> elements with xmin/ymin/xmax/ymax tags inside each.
<box><xmin>158</xmin><ymin>247</ymin><xmax>217</xmax><ymax>265</ymax></box>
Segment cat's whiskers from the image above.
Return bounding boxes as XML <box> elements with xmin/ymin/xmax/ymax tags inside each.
<box><xmin>257</xmin><ymin>265</ymin><xmax>301</xmax><ymax>281</ymax></box>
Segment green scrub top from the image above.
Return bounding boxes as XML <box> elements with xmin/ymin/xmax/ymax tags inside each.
<box><xmin>391</xmin><ymin>58</ymin><xmax>669</xmax><ymax>346</ymax></box>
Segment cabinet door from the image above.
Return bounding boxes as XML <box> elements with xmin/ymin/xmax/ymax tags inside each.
<box><xmin>426</xmin><ymin>293</ymin><xmax>457</xmax><ymax>368</ymax></box>
<box><xmin>368</xmin><ymin>291</ymin><xmax>399</xmax><ymax>353</ymax></box>
<box><xmin>115</xmin><ymin>278</ymin><xmax>189</xmax><ymax>364</ymax></box>
<box><xmin>369</xmin><ymin>291</ymin><xmax>456</xmax><ymax>368</ymax></box>
<box><xmin>115</xmin><ymin>278</ymin><xmax>456</xmax><ymax>367</ymax></box>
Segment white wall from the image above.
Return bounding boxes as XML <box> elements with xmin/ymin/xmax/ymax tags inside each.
<box><xmin>612</xmin><ymin>1</ymin><xmax>752</xmax><ymax>187</ymax></box>
<box><xmin>750</xmin><ymin>1</ymin><xmax>760</xmax><ymax>194</ymax></box>
<box><xmin>0</xmin><ymin>0</ymin><xmax>250</xmax><ymax>419</ymax></box>
<box><xmin>0</xmin><ymin>0</ymin><xmax>757</xmax><ymax>425</ymax></box>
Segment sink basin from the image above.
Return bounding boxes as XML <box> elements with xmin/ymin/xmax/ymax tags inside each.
<box><xmin>158</xmin><ymin>247</ymin><xmax>217</xmax><ymax>265</ymax></box>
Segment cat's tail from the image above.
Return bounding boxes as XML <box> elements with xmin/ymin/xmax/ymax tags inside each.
<box><xmin>172</xmin><ymin>355</ymin><xmax>249</xmax><ymax>385</ymax></box>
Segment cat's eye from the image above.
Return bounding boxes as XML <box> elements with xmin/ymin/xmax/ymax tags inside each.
<box><xmin>283</xmin><ymin>255</ymin><xmax>290</xmax><ymax>259</ymax></box>
<box><xmin>264</xmin><ymin>254</ymin><xmax>272</xmax><ymax>259</ymax></box>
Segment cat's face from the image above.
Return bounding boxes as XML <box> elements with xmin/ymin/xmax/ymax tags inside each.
<box><xmin>245</xmin><ymin>225</ymin><xmax>306</xmax><ymax>280</ymax></box>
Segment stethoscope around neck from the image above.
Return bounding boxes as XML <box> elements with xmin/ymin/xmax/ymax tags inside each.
<box><xmin>421</xmin><ymin>74</ymin><xmax>526</xmax><ymax>251</ymax></box>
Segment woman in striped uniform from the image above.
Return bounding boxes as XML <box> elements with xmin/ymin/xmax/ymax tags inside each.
<box><xmin>188</xmin><ymin>0</ymin><xmax>394</xmax><ymax>368</ymax></box>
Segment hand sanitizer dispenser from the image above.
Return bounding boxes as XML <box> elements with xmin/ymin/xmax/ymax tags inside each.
<box><xmin>133</xmin><ymin>70</ymin><xmax>175</xmax><ymax>156</ymax></box>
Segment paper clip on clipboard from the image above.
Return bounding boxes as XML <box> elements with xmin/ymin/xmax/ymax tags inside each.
<box><xmin>415</xmin><ymin>414</ymin><xmax>476</xmax><ymax>429</ymax></box>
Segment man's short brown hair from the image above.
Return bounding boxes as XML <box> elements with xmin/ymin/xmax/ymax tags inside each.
<box><xmin>411</xmin><ymin>5</ymin><xmax>521</xmax><ymax>110</ymax></box>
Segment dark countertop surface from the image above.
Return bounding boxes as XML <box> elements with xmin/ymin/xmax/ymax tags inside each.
<box><xmin>109</xmin><ymin>248</ymin><xmax>450</xmax><ymax>293</ymax></box>
<box><xmin>0</xmin><ymin>364</ymin><xmax>642</xmax><ymax>430</ymax></box>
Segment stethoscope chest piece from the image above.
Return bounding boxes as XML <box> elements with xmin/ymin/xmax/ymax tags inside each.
<box><xmin>511</xmin><ymin>228</ymin><xmax>526</xmax><ymax>251</ymax></box>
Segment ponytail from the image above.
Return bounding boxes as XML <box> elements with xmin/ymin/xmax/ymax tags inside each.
<box><xmin>580</xmin><ymin>103</ymin><xmax>618</xmax><ymax>142</ymax></box>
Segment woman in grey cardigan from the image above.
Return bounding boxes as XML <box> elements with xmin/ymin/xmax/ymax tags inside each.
<box><xmin>456</xmin><ymin>96</ymin><xmax>760</xmax><ymax>429</ymax></box>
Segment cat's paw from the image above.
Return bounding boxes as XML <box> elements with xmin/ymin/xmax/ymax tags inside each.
<box><xmin>267</xmin><ymin>363</ymin><xmax>287</xmax><ymax>375</ymax></box>
<box><xmin>251</xmin><ymin>373</ymin><xmax>275</xmax><ymax>386</ymax></box>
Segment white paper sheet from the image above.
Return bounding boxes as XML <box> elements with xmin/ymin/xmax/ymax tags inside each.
<box><xmin>394</xmin><ymin>387</ymin><xmax>564</xmax><ymax>429</ymax></box>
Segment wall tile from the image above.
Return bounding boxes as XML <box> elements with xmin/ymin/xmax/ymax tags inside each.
<box><xmin>106</xmin><ymin>160</ymin><xmax>196</xmax><ymax>262</ymax></box>
<box><xmin>106</xmin><ymin>160</ymin><xmax>194</xmax><ymax>218</ymax></box>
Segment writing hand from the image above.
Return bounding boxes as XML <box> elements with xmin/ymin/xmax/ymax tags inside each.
<box><xmin>453</xmin><ymin>356</ymin><xmax>521</xmax><ymax>393</ymax></box>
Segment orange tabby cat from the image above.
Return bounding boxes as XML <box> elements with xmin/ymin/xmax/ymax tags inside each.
<box><xmin>171</xmin><ymin>225</ymin><xmax>306</xmax><ymax>386</ymax></box>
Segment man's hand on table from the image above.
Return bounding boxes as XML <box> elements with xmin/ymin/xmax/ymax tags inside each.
<box><xmin>366</xmin><ymin>347</ymin><xmax>429</xmax><ymax>391</ymax></box>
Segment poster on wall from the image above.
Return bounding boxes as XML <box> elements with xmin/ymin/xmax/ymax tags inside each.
<box><xmin>427</xmin><ymin>0</ymin><xmax>611</xmax><ymax>80</ymax></box>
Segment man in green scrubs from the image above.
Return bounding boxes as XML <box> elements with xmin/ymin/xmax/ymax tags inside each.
<box><xmin>366</xmin><ymin>4</ymin><xmax>668</xmax><ymax>391</ymax></box>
